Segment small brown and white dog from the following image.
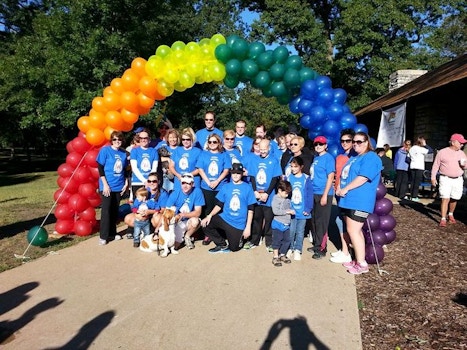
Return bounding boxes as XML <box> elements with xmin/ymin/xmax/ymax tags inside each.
<box><xmin>156</xmin><ymin>208</ymin><xmax>179</xmax><ymax>258</ymax></box>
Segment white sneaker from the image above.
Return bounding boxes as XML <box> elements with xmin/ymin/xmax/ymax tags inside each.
<box><xmin>98</xmin><ymin>239</ymin><xmax>107</xmax><ymax>246</ymax></box>
<box><xmin>330</xmin><ymin>250</ymin><xmax>342</xmax><ymax>257</ymax></box>
<box><xmin>293</xmin><ymin>250</ymin><xmax>301</xmax><ymax>261</ymax></box>
<box><xmin>286</xmin><ymin>249</ymin><xmax>293</xmax><ymax>259</ymax></box>
<box><xmin>114</xmin><ymin>235</ymin><xmax>122</xmax><ymax>241</ymax></box>
<box><xmin>330</xmin><ymin>253</ymin><xmax>352</xmax><ymax>263</ymax></box>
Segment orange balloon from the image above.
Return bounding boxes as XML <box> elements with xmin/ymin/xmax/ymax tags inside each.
<box><xmin>120</xmin><ymin>91</ymin><xmax>139</xmax><ymax>113</ymax></box>
<box><xmin>88</xmin><ymin>110</ymin><xmax>107</xmax><ymax>129</ymax></box>
<box><xmin>110</xmin><ymin>78</ymin><xmax>126</xmax><ymax>94</ymax></box>
<box><xmin>121</xmin><ymin>69</ymin><xmax>140</xmax><ymax>92</ymax></box>
<box><xmin>137</xmin><ymin>92</ymin><xmax>155</xmax><ymax>110</ymax></box>
<box><xmin>138</xmin><ymin>105</ymin><xmax>152</xmax><ymax>116</ymax></box>
<box><xmin>104</xmin><ymin>126</ymin><xmax>117</xmax><ymax>141</ymax></box>
<box><xmin>120</xmin><ymin>121</ymin><xmax>134</xmax><ymax>132</ymax></box>
<box><xmin>131</xmin><ymin>57</ymin><xmax>148</xmax><ymax>77</ymax></box>
<box><xmin>86</xmin><ymin>128</ymin><xmax>106</xmax><ymax>146</ymax></box>
<box><xmin>105</xmin><ymin>110</ymin><xmax>124</xmax><ymax>130</ymax></box>
<box><xmin>103</xmin><ymin>86</ymin><xmax>116</xmax><ymax>96</ymax></box>
<box><xmin>138</xmin><ymin>76</ymin><xmax>159</xmax><ymax>99</ymax></box>
<box><xmin>91</xmin><ymin>97</ymin><xmax>108</xmax><ymax>113</ymax></box>
<box><xmin>77</xmin><ymin>116</ymin><xmax>91</xmax><ymax>133</ymax></box>
<box><xmin>103</xmin><ymin>93</ymin><xmax>121</xmax><ymax>111</ymax></box>
<box><xmin>121</xmin><ymin>108</ymin><xmax>139</xmax><ymax>124</ymax></box>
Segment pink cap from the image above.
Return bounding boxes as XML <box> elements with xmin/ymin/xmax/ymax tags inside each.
<box><xmin>313</xmin><ymin>136</ymin><xmax>327</xmax><ymax>144</ymax></box>
<box><xmin>450</xmin><ymin>133</ymin><xmax>467</xmax><ymax>143</ymax></box>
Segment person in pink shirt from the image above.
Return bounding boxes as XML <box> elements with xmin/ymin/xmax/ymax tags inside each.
<box><xmin>431</xmin><ymin>133</ymin><xmax>467</xmax><ymax>227</ymax></box>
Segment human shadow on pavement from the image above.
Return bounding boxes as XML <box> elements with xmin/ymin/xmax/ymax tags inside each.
<box><xmin>0</xmin><ymin>282</ymin><xmax>39</xmax><ymax>316</ymax></box>
<box><xmin>44</xmin><ymin>311</ymin><xmax>115</xmax><ymax>350</ymax></box>
<box><xmin>259</xmin><ymin>315</ymin><xmax>330</xmax><ymax>350</ymax></box>
<box><xmin>0</xmin><ymin>296</ymin><xmax>63</xmax><ymax>344</ymax></box>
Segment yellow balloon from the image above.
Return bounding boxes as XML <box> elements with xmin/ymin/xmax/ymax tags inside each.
<box><xmin>210</xmin><ymin>34</ymin><xmax>226</xmax><ymax>46</ymax></box>
<box><xmin>174</xmin><ymin>81</ymin><xmax>187</xmax><ymax>92</ymax></box>
<box><xmin>209</xmin><ymin>62</ymin><xmax>226</xmax><ymax>81</ymax></box>
<box><xmin>179</xmin><ymin>71</ymin><xmax>195</xmax><ymax>89</ymax></box>
<box><xmin>185</xmin><ymin>42</ymin><xmax>201</xmax><ymax>56</ymax></box>
<box><xmin>146</xmin><ymin>56</ymin><xmax>165</xmax><ymax>79</ymax></box>
<box><xmin>186</xmin><ymin>61</ymin><xmax>203</xmax><ymax>77</ymax></box>
<box><xmin>199</xmin><ymin>38</ymin><xmax>211</xmax><ymax>47</ymax></box>
<box><xmin>156</xmin><ymin>45</ymin><xmax>172</xmax><ymax>58</ymax></box>
<box><xmin>171</xmin><ymin>41</ymin><xmax>186</xmax><ymax>51</ymax></box>
<box><xmin>202</xmin><ymin>66</ymin><xmax>213</xmax><ymax>83</ymax></box>
<box><xmin>156</xmin><ymin>80</ymin><xmax>174</xmax><ymax>97</ymax></box>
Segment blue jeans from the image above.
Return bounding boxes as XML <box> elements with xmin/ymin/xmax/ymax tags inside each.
<box><xmin>272</xmin><ymin>228</ymin><xmax>291</xmax><ymax>255</ymax></box>
<box><xmin>290</xmin><ymin>218</ymin><xmax>306</xmax><ymax>252</ymax></box>
<box><xmin>134</xmin><ymin>219</ymin><xmax>150</xmax><ymax>243</ymax></box>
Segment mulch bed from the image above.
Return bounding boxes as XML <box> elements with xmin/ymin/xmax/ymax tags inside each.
<box><xmin>356</xmin><ymin>200</ymin><xmax>466</xmax><ymax>349</ymax></box>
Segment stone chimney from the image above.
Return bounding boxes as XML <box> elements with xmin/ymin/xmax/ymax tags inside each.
<box><xmin>389</xmin><ymin>70</ymin><xmax>428</xmax><ymax>92</ymax></box>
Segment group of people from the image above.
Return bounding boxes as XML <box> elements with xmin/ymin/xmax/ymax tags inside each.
<box><xmin>95</xmin><ymin>107</ymin><xmax>467</xmax><ymax>274</ymax></box>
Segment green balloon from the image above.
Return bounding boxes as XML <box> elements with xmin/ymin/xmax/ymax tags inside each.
<box><xmin>241</xmin><ymin>59</ymin><xmax>259</xmax><ymax>79</ymax></box>
<box><xmin>270</xmin><ymin>81</ymin><xmax>287</xmax><ymax>98</ymax></box>
<box><xmin>273</xmin><ymin>46</ymin><xmax>289</xmax><ymax>63</ymax></box>
<box><xmin>231</xmin><ymin>39</ymin><xmax>249</xmax><ymax>60</ymax></box>
<box><xmin>27</xmin><ymin>226</ymin><xmax>48</xmax><ymax>247</ymax></box>
<box><xmin>262</xmin><ymin>85</ymin><xmax>273</xmax><ymax>98</ymax></box>
<box><xmin>226</xmin><ymin>34</ymin><xmax>242</xmax><ymax>47</ymax></box>
<box><xmin>256</xmin><ymin>51</ymin><xmax>274</xmax><ymax>70</ymax></box>
<box><xmin>224</xmin><ymin>75</ymin><xmax>239</xmax><ymax>88</ymax></box>
<box><xmin>248</xmin><ymin>42</ymin><xmax>266</xmax><ymax>59</ymax></box>
<box><xmin>215</xmin><ymin>44</ymin><xmax>233</xmax><ymax>64</ymax></box>
<box><xmin>225</xmin><ymin>59</ymin><xmax>242</xmax><ymax>77</ymax></box>
<box><xmin>283</xmin><ymin>68</ymin><xmax>301</xmax><ymax>88</ymax></box>
<box><xmin>253</xmin><ymin>71</ymin><xmax>272</xmax><ymax>89</ymax></box>
<box><xmin>277</xmin><ymin>94</ymin><xmax>292</xmax><ymax>105</ymax></box>
<box><xmin>269</xmin><ymin>63</ymin><xmax>286</xmax><ymax>80</ymax></box>
<box><xmin>285</xmin><ymin>55</ymin><xmax>303</xmax><ymax>70</ymax></box>
<box><xmin>299</xmin><ymin>67</ymin><xmax>318</xmax><ymax>83</ymax></box>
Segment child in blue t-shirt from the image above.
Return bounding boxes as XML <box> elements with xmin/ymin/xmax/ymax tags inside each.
<box><xmin>131</xmin><ymin>187</ymin><xmax>157</xmax><ymax>247</ymax></box>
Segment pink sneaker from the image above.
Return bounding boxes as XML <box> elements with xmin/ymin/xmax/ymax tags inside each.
<box><xmin>439</xmin><ymin>218</ymin><xmax>447</xmax><ymax>227</ymax></box>
<box><xmin>448</xmin><ymin>215</ymin><xmax>456</xmax><ymax>224</ymax></box>
<box><xmin>342</xmin><ymin>260</ymin><xmax>355</xmax><ymax>268</ymax></box>
<box><xmin>347</xmin><ymin>262</ymin><xmax>369</xmax><ymax>275</ymax></box>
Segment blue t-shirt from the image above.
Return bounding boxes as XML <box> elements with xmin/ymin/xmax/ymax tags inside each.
<box><xmin>339</xmin><ymin>152</ymin><xmax>383</xmax><ymax>213</ymax></box>
<box><xmin>194</xmin><ymin>127</ymin><xmax>223</xmax><ymax>149</ymax></box>
<box><xmin>130</xmin><ymin>146</ymin><xmax>158</xmax><ymax>185</ymax></box>
<box><xmin>250</xmin><ymin>154</ymin><xmax>282</xmax><ymax>206</ymax></box>
<box><xmin>171</xmin><ymin>146</ymin><xmax>202</xmax><ymax>188</ymax></box>
<box><xmin>217</xmin><ymin>181</ymin><xmax>257</xmax><ymax>230</ymax></box>
<box><xmin>96</xmin><ymin>146</ymin><xmax>128</xmax><ymax>192</ymax></box>
<box><xmin>310</xmin><ymin>152</ymin><xmax>336</xmax><ymax>196</ymax></box>
<box><xmin>287</xmin><ymin>173</ymin><xmax>313</xmax><ymax>219</ymax></box>
<box><xmin>165</xmin><ymin>187</ymin><xmax>205</xmax><ymax>217</ymax></box>
<box><xmin>225</xmin><ymin>148</ymin><xmax>243</xmax><ymax>165</ymax></box>
<box><xmin>195</xmin><ymin>150</ymin><xmax>230</xmax><ymax>191</ymax></box>
<box><xmin>132</xmin><ymin>198</ymin><xmax>157</xmax><ymax>211</ymax></box>
<box><xmin>234</xmin><ymin>135</ymin><xmax>253</xmax><ymax>156</ymax></box>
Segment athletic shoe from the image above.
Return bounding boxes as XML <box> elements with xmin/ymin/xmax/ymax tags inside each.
<box><xmin>448</xmin><ymin>215</ymin><xmax>456</xmax><ymax>224</ymax></box>
<box><xmin>330</xmin><ymin>250</ymin><xmax>342</xmax><ymax>257</ymax></box>
<box><xmin>342</xmin><ymin>260</ymin><xmax>356</xmax><ymax>268</ymax></box>
<box><xmin>133</xmin><ymin>242</ymin><xmax>139</xmax><ymax>248</ymax></box>
<box><xmin>347</xmin><ymin>262</ymin><xmax>369</xmax><ymax>275</ymax></box>
<box><xmin>208</xmin><ymin>245</ymin><xmax>230</xmax><ymax>254</ymax></box>
<box><xmin>98</xmin><ymin>239</ymin><xmax>107</xmax><ymax>246</ymax></box>
<box><xmin>312</xmin><ymin>251</ymin><xmax>326</xmax><ymax>260</ymax></box>
<box><xmin>266</xmin><ymin>246</ymin><xmax>273</xmax><ymax>253</ymax></box>
<box><xmin>286</xmin><ymin>249</ymin><xmax>293</xmax><ymax>259</ymax></box>
<box><xmin>280</xmin><ymin>255</ymin><xmax>292</xmax><ymax>264</ymax></box>
<box><xmin>126</xmin><ymin>233</ymin><xmax>133</xmax><ymax>239</ymax></box>
<box><xmin>293</xmin><ymin>250</ymin><xmax>301</xmax><ymax>261</ymax></box>
<box><xmin>330</xmin><ymin>253</ymin><xmax>352</xmax><ymax>263</ymax></box>
<box><xmin>272</xmin><ymin>257</ymin><xmax>282</xmax><ymax>267</ymax></box>
<box><xmin>306</xmin><ymin>246</ymin><xmax>319</xmax><ymax>253</ymax></box>
<box><xmin>114</xmin><ymin>235</ymin><xmax>122</xmax><ymax>241</ymax></box>
<box><xmin>243</xmin><ymin>242</ymin><xmax>257</xmax><ymax>250</ymax></box>
<box><xmin>411</xmin><ymin>197</ymin><xmax>420</xmax><ymax>202</ymax></box>
<box><xmin>439</xmin><ymin>218</ymin><xmax>447</xmax><ymax>227</ymax></box>
<box><xmin>202</xmin><ymin>237</ymin><xmax>211</xmax><ymax>246</ymax></box>
<box><xmin>184</xmin><ymin>236</ymin><xmax>195</xmax><ymax>249</ymax></box>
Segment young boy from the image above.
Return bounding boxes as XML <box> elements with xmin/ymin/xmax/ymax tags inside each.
<box><xmin>271</xmin><ymin>179</ymin><xmax>295</xmax><ymax>266</ymax></box>
<box><xmin>131</xmin><ymin>187</ymin><xmax>157</xmax><ymax>247</ymax></box>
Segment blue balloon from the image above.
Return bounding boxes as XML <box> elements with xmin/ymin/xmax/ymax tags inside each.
<box><xmin>309</xmin><ymin>105</ymin><xmax>326</xmax><ymax>120</ymax></box>
<box><xmin>333</xmin><ymin>88</ymin><xmax>347</xmax><ymax>104</ymax></box>
<box><xmin>326</xmin><ymin>104</ymin><xmax>344</xmax><ymax>120</ymax></box>
<box><xmin>370</xmin><ymin>137</ymin><xmax>377</xmax><ymax>149</ymax></box>
<box><xmin>289</xmin><ymin>96</ymin><xmax>301</xmax><ymax>113</ymax></box>
<box><xmin>298</xmin><ymin>98</ymin><xmax>313</xmax><ymax>114</ymax></box>
<box><xmin>308</xmin><ymin>129</ymin><xmax>320</xmax><ymax>141</ymax></box>
<box><xmin>300</xmin><ymin>79</ymin><xmax>318</xmax><ymax>100</ymax></box>
<box><xmin>299</xmin><ymin>114</ymin><xmax>312</xmax><ymax>129</ymax></box>
<box><xmin>342</xmin><ymin>104</ymin><xmax>351</xmax><ymax>113</ymax></box>
<box><xmin>340</xmin><ymin>113</ymin><xmax>357</xmax><ymax>129</ymax></box>
<box><xmin>327</xmin><ymin>143</ymin><xmax>340</xmax><ymax>158</ymax></box>
<box><xmin>354</xmin><ymin>123</ymin><xmax>369</xmax><ymax>134</ymax></box>
<box><xmin>315</xmin><ymin>75</ymin><xmax>332</xmax><ymax>89</ymax></box>
<box><xmin>323</xmin><ymin>119</ymin><xmax>341</xmax><ymax>139</ymax></box>
<box><xmin>317</xmin><ymin>88</ymin><xmax>334</xmax><ymax>107</ymax></box>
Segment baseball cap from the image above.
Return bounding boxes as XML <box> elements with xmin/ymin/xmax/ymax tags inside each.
<box><xmin>450</xmin><ymin>133</ymin><xmax>467</xmax><ymax>144</ymax></box>
<box><xmin>180</xmin><ymin>173</ymin><xmax>194</xmax><ymax>184</ymax></box>
<box><xmin>134</xmin><ymin>127</ymin><xmax>144</xmax><ymax>134</ymax></box>
<box><xmin>313</xmin><ymin>136</ymin><xmax>327</xmax><ymax>144</ymax></box>
<box><xmin>231</xmin><ymin>163</ymin><xmax>244</xmax><ymax>174</ymax></box>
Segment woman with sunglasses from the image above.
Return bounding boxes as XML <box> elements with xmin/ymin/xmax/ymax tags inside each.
<box><xmin>223</xmin><ymin>129</ymin><xmax>242</xmax><ymax>165</ymax></box>
<box><xmin>307</xmin><ymin>136</ymin><xmax>336</xmax><ymax>260</ymax></box>
<box><xmin>281</xmin><ymin>136</ymin><xmax>313</xmax><ymax>177</ymax></box>
<box><xmin>169</xmin><ymin>127</ymin><xmax>202</xmax><ymax>189</ymax></box>
<box><xmin>96</xmin><ymin>131</ymin><xmax>129</xmax><ymax>245</ymax></box>
<box><xmin>155</xmin><ymin>128</ymin><xmax>180</xmax><ymax>193</ymax></box>
<box><xmin>196</xmin><ymin>133</ymin><xmax>230</xmax><ymax>245</ymax></box>
<box><xmin>336</xmin><ymin>132</ymin><xmax>382</xmax><ymax>274</ymax></box>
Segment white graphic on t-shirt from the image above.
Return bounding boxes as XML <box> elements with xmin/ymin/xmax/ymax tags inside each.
<box><xmin>180</xmin><ymin>202</ymin><xmax>190</xmax><ymax>213</ymax></box>
<box><xmin>138</xmin><ymin>202</ymin><xmax>148</xmax><ymax>213</ymax></box>
<box><xmin>309</xmin><ymin>165</ymin><xmax>315</xmax><ymax>180</ymax></box>
<box><xmin>292</xmin><ymin>187</ymin><xmax>302</xmax><ymax>205</ymax></box>
<box><xmin>140</xmin><ymin>157</ymin><xmax>151</xmax><ymax>172</ymax></box>
<box><xmin>114</xmin><ymin>159</ymin><xmax>123</xmax><ymax>174</ymax></box>
<box><xmin>341</xmin><ymin>164</ymin><xmax>350</xmax><ymax>180</ymax></box>
<box><xmin>256</xmin><ymin>168</ymin><xmax>267</xmax><ymax>185</ymax></box>
<box><xmin>208</xmin><ymin>160</ymin><xmax>218</xmax><ymax>176</ymax></box>
<box><xmin>179</xmin><ymin>156</ymin><xmax>188</xmax><ymax>170</ymax></box>
<box><xmin>230</xmin><ymin>194</ymin><xmax>240</xmax><ymax>211</ymax></box>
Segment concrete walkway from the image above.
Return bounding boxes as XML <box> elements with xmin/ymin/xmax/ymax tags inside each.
<box><xmin>0</xmin><ymin>229</ymin><xmax>362</xmax><ymax>350</ymax></box>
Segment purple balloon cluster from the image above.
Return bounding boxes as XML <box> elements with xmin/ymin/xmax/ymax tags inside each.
<box><xmin>289</xmin><ymin>77</ymin><xmax>369</xmax><ymax>157</ymax></box>
<box><xmin>362</xmin><ymin>182</ymin><xmax>397</xmax><ymax>264</ymax></box>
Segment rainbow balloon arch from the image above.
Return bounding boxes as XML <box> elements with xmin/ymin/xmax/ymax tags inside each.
<box><xmin>53</xmin><ymin>33</ymin><xmax>395</xmax><ymax>264</ymax></box>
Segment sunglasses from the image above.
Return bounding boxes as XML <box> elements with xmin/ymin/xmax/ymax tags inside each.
<box><xmin>112</xmin><ymin>138</ymin><xmax>122</xmax><ymax>142</ymax></box>
<box><xmin>147</xmin><ymin>180</ymin><xmax>158</xmax><ymax>184</ymax></box>
<box><xmin>352</xmin><ymin>140</ymin><xmax>366</xmax><ymax>145</ymax></box>
<box><xmin>290</xmin><ymin>143</ymin><xmax>299</xmax><ymax>146</ymax></box>
<box><xmin>139</xmin><ymin>137</ymin><xmax>149</xmax><ymax>140</ymax></box>
<box><xmin>205</xmin><ymin>119</ymin><xmax>214</xmax><ymax>121</ymax></box>
<box><xmin>314</xmin><ymin>142</ymin><xmax>325</xmax><ymax>146</ymax></box>
<box><xmin>341</xmin><ymin>139</ymin><xmax>352</xmax><ymax>143</ymax></box>
<box><xmin>182</xmin><ymin>138</ymin><xmax>191</xmax><ymax>141</ymax></box>
<box><xmin>208</xmin><ymin>140</ymin><xmax>218</xmax><ymax>144</ymax></box>
<box><xmin>225</xmin><ymin>137</ymin><xmax>234</xmax><ymax>141</ymax></box>
<box><xmin>181</xmin><ymin>182</ymin><xmax>192</xmax><ymax>185</ymax></box>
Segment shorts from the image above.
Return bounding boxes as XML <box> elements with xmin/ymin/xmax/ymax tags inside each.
<box><xmin>340</xmin><ymin>208</ymin><xmax>369</xmax><ymax>223</ymax></box>
<box><xmin>174</xmin><ymin>218</ymin><xmax>201</xmax><ymax>242</ymax></box>
<box><xmin>438</xmin><ymin>175</ymin><xmax>464</xmax><ymax>200</ymax></box>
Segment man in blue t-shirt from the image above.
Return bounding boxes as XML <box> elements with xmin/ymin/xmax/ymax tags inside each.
<box><xmin>201</xmin><ymin>163</ymin><xmax>256</xmax><ymax>253</ymax></box>
<box><xmin>194</xmin><ymin>111</ymin><xmax>223</xmax><ymax>149</ymax></box>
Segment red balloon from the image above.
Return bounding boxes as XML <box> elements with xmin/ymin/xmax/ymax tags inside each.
<box><xmin>75</xmin><ymin>167</ymin><xmax>93</xmax><ymax>183</ymax></box>
<box><xmin>78</xmin><ymin>182</ymin><xmax>97</xmax><ymax>198</ymax></box>
<box><xmin>66</xmin><ymin>152</ymin><xmax>84</xmax><ymax>169</ymax></box>
<box><xmin>74</xmin><ymin>220</ymin><xmax>93</xmax><ymax>236</ymax></box>
<box><xmin>66</xmin><ymin>140</ymin><xmax>75</xmax><ymax>154</ymax></box>
<box><xmin>54</xmin><ymin>219</ymin><xmax>75</xmax><ymax>234</ymax></box>
<box><xmin>54</xmin><ymin>188</ymin><xmax>72</xmax><ymax>204</ymax></box>
<box><xmin>68</xmin><ymin>193</ymin><xmax>90</xmax><ymax>213</ymax></box>
<box><xmin>54</xmin><ymin>204</ymin><xmax>75</xmax><ymax>220</ymax></box>
<box><xmin>84</xmin><ymin>149</ymin><xmax>99</xmax><ymax>167</ymax></box>
<box><xmin>78</xmin><ymin>206</ymin><xmax>96</xmax><ymax>221</ymax></box>
<box><xmin>89</xmin><ymin>166</ymin><xmax>100</xmax><ymax>180</ymax></box>
<box><xmin>57</xmin><ymin>176</ymin><xmax>80</xmax><ymax>193</ymax></box>
<box><xmin>57</xmin><ymin>163</ymin><xmax>73</xmax><ymax>178</ymax></box>
<box><xmin>88</xmin><ymin>192</ymin><xmax>102</xmax><ymax>207</ymax></box>
<box><xmin>71</xmin><ymin>136</ymin><xmax>93</xmax><ymax>155</ymax></box>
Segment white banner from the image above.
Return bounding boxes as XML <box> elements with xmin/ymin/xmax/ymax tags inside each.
<box><xmin>376</xmin><ymin>102</ymin><xmax>406</xmax><ymax>147</ymax></box>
